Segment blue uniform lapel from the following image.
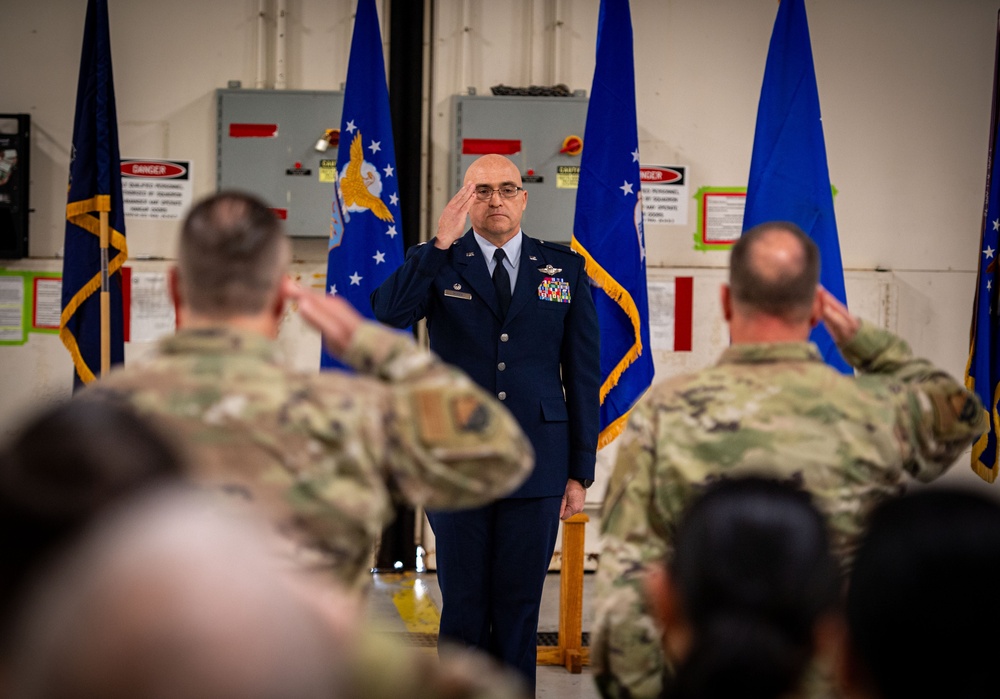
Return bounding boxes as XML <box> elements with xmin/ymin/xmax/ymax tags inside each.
<box><xmin>505</xmin><ymin>236</ymin><xmax>548</xmax><ymax>325</ymax></box>
<box><xmin>455</xmin><ymin>232</ymin><xmax>504</xmax><ymax>321</ymax></box>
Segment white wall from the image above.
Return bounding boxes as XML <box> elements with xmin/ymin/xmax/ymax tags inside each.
<box><xmin>2</xmin><ymin>1</ymin><xmax>996</xmax><ymax>513</ymax></box>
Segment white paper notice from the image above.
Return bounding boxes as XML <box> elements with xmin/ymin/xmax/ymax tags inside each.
<box><xmin>33</xmin><ymin>277</ymin><xmax>62</xmax><ymax>329</ymax></box>
<box><xmin>130</xmin><ymin>271</ymin><xmax>176</xmax><ymax>343</ymax></box>
<box><xmin>648</xmin><ymin>279</ymin><xmax>676</xmax><ymax>351</ymax></box>
<box><xmin>0</xmin><ymin>275</ymin><xmax>24</xmax><ymax>342</ymax></box>
<box><xmin>703</xmin><ymin>192</ymin><xmax>745</xmax><ymax>244</ymax></box>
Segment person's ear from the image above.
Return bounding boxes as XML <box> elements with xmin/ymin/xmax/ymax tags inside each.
<box><xmin>808</xmin><ymin>285</ymin><xmax>824</xmax><ymax>328</ymax></box>
<box><xmin>270</xmin><ymin>278</ymin><xmax>289</xmax><ymax>321</ymax></box>
<box><xmin>644</xmin><ymin>565</ymin><xmax>690</xmax><ymax>663</ymax></box>
<box><xmin>721</xmin><ymin>284</ymin><xmax>733</xmax><ymax>322</ymax></box>
<box><xmin>828</xmin><ymin>619</ymin><xmax>875</xmax><ymax>699</ymax></box>
<box><xmin>168</xmin><ymin>267</ymin><xmax>182</xmax><ymax>306</ymax></box>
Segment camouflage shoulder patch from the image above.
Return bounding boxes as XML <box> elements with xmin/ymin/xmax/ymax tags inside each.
<box><xmin>412</xmin><ymin>390</ymin><xmax>491</xmax><ymax>443</ymax></box>
<box><xmin>413</xmin><ymin>389</ymin><xmax>451</xmax><ymax>443</ymax></box>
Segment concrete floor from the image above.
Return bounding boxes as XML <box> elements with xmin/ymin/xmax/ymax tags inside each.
<box><xmin>366</xmin><ymin>570</ymin><xmax>601</xmax><ymax>699</ymax></box>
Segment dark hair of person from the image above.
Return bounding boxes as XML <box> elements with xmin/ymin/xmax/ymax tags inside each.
<box><xmin>177</xmin><ymin>190</ymin><xmax>289</xmax><ymax>317</ymax></box>
<box><xmin>730</xmin><ymin>221</ymin><xmax>820</xmax><ymax>321</ymax></box>
<box><xmin>665</xmin><ymin>476</ymin><xmax>840</xmax><ymax>699</ymax></box>
<box><xmin>846</xmin><ymin>488</ymin><xmax>1000</xmax><ymax>699</ymax></box>
<box><xmin>0</xmin><ymin>398</ymin><xmax>185</xmax><ymax>644</ymax></box>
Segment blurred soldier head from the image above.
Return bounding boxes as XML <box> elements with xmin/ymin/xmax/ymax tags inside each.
<box><xmin>0</xmin><ymin>398</ymin><xmax>185</xmax><ymax>647</ymax></box>
<box><xmin>173</xmin><ymin>191</ymin><xmax>291</xmax><ymax>332</ymax></box>
<box><xmin>724</xmin><ymin>221</ymin><xmax>822</xmax><ymax>337</ymax></box>
<box><xmin>645</xmin><ymin>476</ymin><xmax>841</xmax><ymax>699</ymax></box>
<box><xmin>840</xmin><ymin>488</ymin><xmax>1000</xmax><ymax>699</ymax></box>
<box><xmin>6</xmin><ymin>488</ymin><xmax>349</xmax><ymax>699</ymax></box>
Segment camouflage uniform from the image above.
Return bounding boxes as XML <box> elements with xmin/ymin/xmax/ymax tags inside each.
<box><xmin>82</xmin><ymin>321</ymin><xmax>533</xmax><ymax>591</ymax></box>
<box><xmin>593</xmin><ymin>321</ymin><xmax>987</xmax><ymax>699</ymax></box>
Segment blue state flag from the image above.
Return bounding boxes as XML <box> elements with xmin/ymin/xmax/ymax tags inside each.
<box><xmin>571</xmin><ymin>0</ymin><xmax>653</xmax><ymax>448</ymax></box>
<box><xmin>743</xmin><ymin>0</ymin><xmax>850</xmax><ymax>373</ymax></box>
<box><xmin>322</xmin><ymin>0</ymin><xmax>404</xmax><ymax>370</ymax></box>
<box><xmin>60</xmin><ymin>0</ymin><xmax>128</xmax><ymax>388</ymax></box>
<box><xmin>965</xmin><ymin>12</ymin><xmax>1000</xmax><ymax>484</ymax></box>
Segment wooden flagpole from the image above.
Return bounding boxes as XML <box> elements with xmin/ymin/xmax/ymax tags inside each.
<box><xmin>99</xmin><ymin>209</ymin><xmax>110</xmax><ymax>375</ymax></box>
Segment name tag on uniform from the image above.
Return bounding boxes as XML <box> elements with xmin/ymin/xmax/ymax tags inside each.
<box><xmin>444</xmin><ymin>289</ymin><xmax>472</xmax><ymax>300</ymax></box>
<box><xmin>538</xmin><ymin>277</ymin><xmax>571</xmax><ymax>303</ymax></box>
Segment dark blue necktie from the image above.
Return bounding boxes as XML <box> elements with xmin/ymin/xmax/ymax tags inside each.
<box><xmin>492</xmin><ymin>248</ymin><xmax>511</xmax><ymax>317</ymax></box>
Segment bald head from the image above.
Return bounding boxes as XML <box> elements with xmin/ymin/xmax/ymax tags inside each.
<box><xmin>729</xmin><ymin>222</ymin><xmax>820</xmax><ymax>323</ymax></box>
<box><xmin>462</xmin><ymin>155</ymin><xmax>527</xmax><ymax>245</ymax></box>
<box><xmin>463</xmin><ymin>154</ymin><xmax>522</xmax><ymax>187</ymax></box>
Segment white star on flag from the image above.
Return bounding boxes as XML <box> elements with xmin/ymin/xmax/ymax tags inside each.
<box><xmin>989</xmin><ymin>280</ymin><xmax>993</xmax><ymax>291</ymax></box>
<box><xmin>349</xmin><ymin>272</ymin><xmax>362</xmax><ymax>286</ymax></box>
<box><xmin>386</xmin><ymin>225</ymin><xmax>398</xmax><ymax>238</ymax></box>
<box><xmin>620</xmin><ymin>181</ymin><xmax>634</xmax><ymax>196</ymax></box>
<box><xmin>329</xmin><ymin>284</ymin><xmax>338</xmax><ymax>295</ymax></box>
<box><xmin>631</xmin><ymin>148</ymin><xmax>640</xmax><ymax>163</ymax></box>
<box><xmin>368</xmin><ymin>140</ymin><xmax>381</xmax><ymax>154</ymax></box>
<box><xmin>985</xmin><ymin>245</ymin><xmax>996</xmax><ymax>259</ymax></box>
<box><xmin>373</xmin><ymin>250</ymin><xmax>386</xmax><ymax>264</ymax></box>
<box><xmin>993</xmin><ymin>218</ymin><xmax>999</xmax><ymax>232</ymax></box>
<box><xmin>345</xmin><ymin>120</ymin><xmax>356</xmax><ymax>134</ymax></box>
<box><xmin>389</xmin><ymin>193</ymin><xmax>399</xmax><ymax>206</ymax></box>
<box><xmin>383</xmin><ymin>164</ymin><xmax>394</xmax><ymax>177</ymax></box>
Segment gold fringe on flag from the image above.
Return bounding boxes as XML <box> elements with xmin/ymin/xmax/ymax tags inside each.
<box><xmin>571</xmin><ymin>237</ymin><xmax>643</xmax><ymax>449</ymax></box>
<box><xmin>59</xmin><ymin>194</ymin><xmax>129</xmax><ymax>384</ymax></box>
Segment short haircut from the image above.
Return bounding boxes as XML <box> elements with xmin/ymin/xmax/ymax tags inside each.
<box><xmin>666</xmin><ymin>476</ymin><xmax>840</xmax><ymax>699</ymax></box>
<box><xmin>177</xmin><ymin>191</ymin><xmax>289</xmax><ymax>317</ymax></box>
<box><xmin>729</xmin><ymin>221</ymin><xmax>820</xmax><ymax>321</ymax></box>
<box><xmin>847</xmin><ymin>489</ymin><xmax>1000</xmax><ymax>699</ymax></box>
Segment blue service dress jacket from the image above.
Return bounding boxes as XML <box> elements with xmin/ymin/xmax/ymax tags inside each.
<box><xmin>371</xmin><ymin>230</ymin><xmax>600</xmax><ymax>498</ymax></box>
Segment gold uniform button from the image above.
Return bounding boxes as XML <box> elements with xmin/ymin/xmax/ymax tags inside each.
<box><xmin>498</xmin><ymin>391</ymin><xmax>507</xmax><ymax>401</ymax></box>
<box><xmin>498</xmin><ymin>362</ymin><xmax>506</xmax><ymax>371</ymax></box>
<box><xmin>500</xmin><ymin>333</ymin><xmax>509</xmax><ymax>342</ymax></box>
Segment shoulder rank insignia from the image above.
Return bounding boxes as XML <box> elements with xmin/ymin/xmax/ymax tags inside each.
<box><xmin>537</xmin><ymin>264</ymin><xmax>562</xmax><ymax>275</ymax></box>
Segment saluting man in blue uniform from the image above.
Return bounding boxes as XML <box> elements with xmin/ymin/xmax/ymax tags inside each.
<box><xmin>372</xmin><ymin>153</ymin><xmax>600</xmax><ymax>690</ymax></box>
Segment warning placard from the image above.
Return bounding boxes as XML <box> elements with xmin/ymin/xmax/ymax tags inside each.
<box><xmin>121</xmin><ymin>159</ymin><xmax>193</xmax><ymax>220</ymax></box>
<box><xmin>640</xmin><ymin>165</ymin><xmax>688</xmax><ymax>225</ymax></box>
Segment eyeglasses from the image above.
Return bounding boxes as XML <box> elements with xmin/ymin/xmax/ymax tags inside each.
<box><xmin>474</xmin><ymin>185</ymin><xmax>524</xmax><ymax>200</ymax></box>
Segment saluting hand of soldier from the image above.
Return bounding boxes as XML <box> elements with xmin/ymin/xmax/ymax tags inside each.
<box><xmin>282</xmin><ymin>277</ymin><xmax>362</xmax><ymax>356</ymax></box>
<box><xmin>819</xmin><ymin>286</ymin><xmax>861</xmax><ymax>345</ymax></box>
<box><xmin>434</xmin><ymin>183</ymin><xmax>476</xmax><ymax>250</ymax></box>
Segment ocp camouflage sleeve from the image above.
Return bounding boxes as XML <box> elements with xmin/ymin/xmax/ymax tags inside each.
<box><xmin>342</xmin><ymin>321</ymin><xmax>534</xmax><ymax>510</ymax></box>
<box><xmin>592</xmin><ymin>402</ymin><xmax>674</xmax><ymax>699</ymax></box>
<box><xmin>843</xmin><ymin>320</ymin><xmax>987</xmax><ymax>481</ymax></box>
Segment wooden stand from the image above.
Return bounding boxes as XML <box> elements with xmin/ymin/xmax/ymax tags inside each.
<box><xmin>536</xmin><ymin>513</ymin><xmax>589</xmax><ymax>673</ymax></box>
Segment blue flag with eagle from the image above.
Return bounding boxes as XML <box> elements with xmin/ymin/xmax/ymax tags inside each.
<box><xmin>60</xmin><ymin>0</ymin><xmax>127</xmax><ymax>389</ymax></box>
<box><xmin>743</xmin><ymin>0</ymin><xmax>851</xmax><ymax>374</ymax></box>
<box><xmin>965</xmin><ymin>11</ymin><xmax>1000</xmax><ymax>484</ymax></box>
<box><xmin>322</xmin><ymin>0</ymin><xmax>404</xmax><ymax>370</ymax></box>
<box><xmin>571</xmin><ymin>0</ymin><xmax>653</xmax><ymax>448</ymax></box>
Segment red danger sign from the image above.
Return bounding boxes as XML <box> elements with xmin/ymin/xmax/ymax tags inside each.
<box><xmin>121</xmin><ymin>160</ymin><xmax>188</xmax><ymax>179</ymax></box>
<box><xmin>640</xmin><ymin>166</ymin><xmax>684</xmax><ymax>185</ymax></box>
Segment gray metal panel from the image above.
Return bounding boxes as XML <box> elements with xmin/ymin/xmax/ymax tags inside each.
<box><xmin>452</xmin><ymin>94</ymin><xmax>588</xmax><ymax>244</ymax></box>
<box><xmin>217</xmin><ymin>89</ymin><xmax>344</xmax><ymax>238</ymax></box>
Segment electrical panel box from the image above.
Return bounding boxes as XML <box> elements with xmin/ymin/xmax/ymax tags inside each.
<box><xmin>451</xmin><ymin>94</ymin><xmax>588</xmax><ymax>244</ymax></box>
<box><xmin>217</xmin><ymin>89</ymin><xmax>344</xmax><ymax>238</ymax></box>
<box><xmin>0</xmin><ymin>114</ymin><xmax>30</xmax><ymax>259</ymax></box>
